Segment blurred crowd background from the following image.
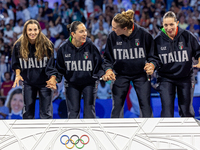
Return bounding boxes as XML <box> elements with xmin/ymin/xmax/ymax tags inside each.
<box><xmin>0</xmin><ymin>0</ymin><xmax>200</xmax><ymax>119</ymax></box>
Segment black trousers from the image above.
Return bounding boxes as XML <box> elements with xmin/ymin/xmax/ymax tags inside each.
<box><xmin>66</xmin><ymin>81</ymin><xmax>98</xmax><ymax>119</ymax></box>
<box><xmin>23</xmin><ymin>83</ymin><xmax>53</xmax><ymax>119</ymax></box>
<box><xmin>157</xmin><ymin>76</ymin><xmax>194</xmax><ymax>117</ymax></box>
<box><xmin>111</xmin><ymin>73</ymin><xmax>152</xmax><ymax>118</ymax></box>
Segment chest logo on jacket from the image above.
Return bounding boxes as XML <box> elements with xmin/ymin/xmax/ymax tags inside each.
<box><xmin>116</xmin><ymin>42</ymin><xmax>122</xmax><ymax>45</ymax></box>
<box><xmin>19</xmin><ymin>57</ymin><xmax>48</xmax><ymax>69</ymax></box>
<box><xmin>135</xmin><ymin>39</ymin><xmax>140</xmax><ymax>46</ymax></box>
<box><xmin>161</xmin><ymin>46</ymin><xmax>167</xmax><ymax>50</ymax></box>
<box><xmin>65</xmin><ymin>54</ymin><xmax>71</xmax><ymax>58</ymax></box>
<box><xmin>65</xmin><ymin>60</ymin><xmax>92</xmax><ymax>71</ymax></box>
<box><xmin>113</xmin><ymin>48</ymin><xmax>145</xmax><ymax>60</ymax></box>
<box><xmin>159</xmin><ymin>50</ymin><xmax>189</xmax><ymax>64</ymax></box>
<box><xmin>84</xmin><ymin>52</ymin><xmax>89</xmax><ymax>59</ymax></box>
<box><xmin>179</xmin><ymin>42</ymin><xmax>183</xmax><ymax>50</ymax></box>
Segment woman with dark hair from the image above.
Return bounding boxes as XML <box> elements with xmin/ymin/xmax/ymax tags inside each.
<box><xmin>48</xmin><ymin>21</ymin><xmax>103</xmax><ymax>118</ymax></box>
<box><xmin>145</xmin><ymin>11</ymin><xmax>200</xmax><ymax>117</ymax></box>
<box><xmin>11</xmin><ymin>19</ymin><xmax>57</xmax><ymax>119</ymax></box>
<box><xmin>5</xmin><ymin>88</ymin><xmax>23</xmax><ymax>119</ymax></box>
<box><xmin>102</xmin><ymin>9</ymin><xmax>160</xmax><ymax>118</ymax></box>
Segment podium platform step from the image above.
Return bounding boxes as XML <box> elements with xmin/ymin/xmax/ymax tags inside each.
<box><xmin>0</xmin><ymin>118</ymin><xmax>200</xmax><ymax>150</ymax></box>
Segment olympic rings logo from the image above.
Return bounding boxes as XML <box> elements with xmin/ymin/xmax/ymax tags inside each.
<box><xmin>60</xmin><ymin>134</ymin><xmax>90</xmax><ymax>149</ymax></box>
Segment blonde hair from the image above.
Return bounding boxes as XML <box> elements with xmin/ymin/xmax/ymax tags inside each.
<box><xmin>113</xmin><ymin>9</ymin><xmax>134</xmax><ymax>29</ymax></box>
<box><xmin>13</xmin><ymin>19</ymin><xmax>54</xmax><ymax>61</ymax></box>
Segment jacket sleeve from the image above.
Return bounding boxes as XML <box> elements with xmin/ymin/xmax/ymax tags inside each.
<box><xmin>145</xmin><ymin>32</ymin><xmax>162</xmax><ymax>69</ymax></box>
<box><xmin>102</xmin><ymin>34</ymin><xmax>115</xmax><ymax>71</ymax></box>
<box><xmin>11</xmin><ymin>43</ymin><xmax>21</xmax><ymax>71</ymax></box>
<box><xmin>55</xmin><ymin>46</ymin><xmax>66</xmax><ymax>83</ymax></box>
<box><xmin>45</xmin><ymin>46</ymin><xmax>57</xmax><ymax>79</ymax></box>
<box><xmin>92</xmin><ymin>45</ymin><xmax>104</xmax><ymax>79</ymax></box>
<box><xmin>190</xmin><ymin>32</ymin><xmax>200</xmax><ymax>59</ymax></box>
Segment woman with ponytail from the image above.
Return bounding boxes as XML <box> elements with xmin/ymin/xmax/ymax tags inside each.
<box><xmin>145</xmin><ymin>11</ymin><xmax>200</xmax><ymax>117</ymax></box>
<box><xmin>48</xmin><ymin>21</ymin><xmax>103</xmax><ymax>118</ymax></box>
<box><xmin>102</xmin><ymin>10</ymin><xmax>160</xmax><ymax>118</ymax></box>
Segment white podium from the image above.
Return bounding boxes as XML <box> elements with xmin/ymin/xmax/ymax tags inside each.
<box><xmin>0</xmin><ymin>118</ymin><xmax>200</xmax><ymax>150</ymax></box>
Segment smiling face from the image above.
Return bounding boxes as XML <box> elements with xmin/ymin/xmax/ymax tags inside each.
<box><xmin>163</xmin><ymin>17</ymin><xmax>179</xmax><ymax>39</ymax></box>
<box><xmin>111</xmin><ymin>20</ymin><xmax>124</xmax><ymax>36</ymax></box>
<box><xmin>10</xmin><ymin>93</ymin><xmax>24</xmax><ymax>113</ymax></box>
<box><xmin>72</xmin><ymin>23</ymin><xmax>87</xmax><ymax>44</ymax></box>
<box><xmin>26</xmin><ymin>23</ymin><xmax>40</xmax><ymax>44</ymax></box>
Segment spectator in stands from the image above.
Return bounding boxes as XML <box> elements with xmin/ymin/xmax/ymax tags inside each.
<box><xmin>46</xmin><ymin>30</ymin><xmax>56</xmax><ymax>44</ymax></box>
<box><xmin>4</xmin><ymin>24</ymin><xmax>13</xmax><ymax>44</ymax></box>
<box><xmin>3</xmin><ymin>44</ymin><xmax>11</xmax><ymax>61</ymax></box>
<box><xmin>105</xmin><ymin>5</ymin><xmax>114</xmax><ymax>18</ymax></box>
<box><xmin>28</xmin><ymin>0</ymin><xmax>39</xmax><ymax>19</ymax></box>
<box><xmin>54</xmin><ymin>33</ymin><xmax>65</xmax><ymax>58</ymax></box>
<box><xmin>1</xmin><ymin>72</ymin><xmax>13</xmax><ymax>96</ymax></box>
<box><xmin>178</xmin><ymin>14</ymin><xmax>188</xmax><ymax>29</ymax></box>
<box><xmin>94</xmin><ymin>21</ymin><xmax>109</xmax><ymax>35</ymax></box>
<box><xmin>94</xmin><ymin>32</ymin><xmax>103</xmax><ymax>51</ymax></box>
<box><xmin>16</xmin><ymin>6</ymin><xmax>24</xmax><ymax>22</ymax></box>
<box><xmin>13</xmin><ymin>19</ymin><xmax>23</xmax><ymax>39</ymax></box>
<box><xmin>44</xmin><ymin>1</ymin><xmax>53</xmax><ymax>21</ymax></box>
<box><xmin>4</xmin><ymin>3</ymin><xmax>14</xmax><ymax>21</ymax></box>
<box><xmin>181</xmin><ymin>0</ymin><xmax>193</xmax><ymax>13</ymax></box>
<box><xmin>5</xmin><ymin>88</ymin><xmax>24</xmax><ymax>119</ymax></box>
<box><xmin>38</xmin><ymin>0</ymin><xmax>45</xmax><ymax>8</ymax></box>
<box><xmin>49</xmin><ymin>20</ymin><xmax>59</xmax><ymax>38</ymax></box>
<box><xmin>186</xmin><ymin>17</ymin><xmax>200</xmax><ymax>37</ymax></box>
<box><xmin>6</xmin><ymin>0</ymin><xmax>16</xmax><ymax>12</ymax></box>
<box><xmin>98</xmin><ymin>14</ymin><xmax>110</xmax><ymax>31</ymax></box>
<box><xmin>0</xmin><ymin>2</ymin><xmax>5</xmax><ymax>14</ymax></box>
<box><xmin>85</xmin><ymin>0</ymin><xmax>94</xmax><ymax>18</ymax></box>
<box><xmin>0</xmin><ymin>98</ymin><xmax>9</xmax><ymax>119</ymax></box>
<box><xmin>36</xmin><ymin>7</ymin><xmax>48</xmax><ymax>30</ymax></box>
<box><xmin>0</xmin><ymin>38</ymin><xmax>4</xmax><ymax>52</ymax></box>
<box><xmin>55</xmin><ymin>17</ymin><xmax>63</xmax><ymax>35</ymax></box>
<box><xmin>69</xmin><ymin>1</ymin><xmax>84</xmax><ymax>22</ymax></box>
<box><xmin>0</xmin><ymin>55</ymin><xmax>10</xmax><ymax>86</ymax></box>
<box><xmin>53</xmin><ymin>2</ymin><xmax>59</xmax><ymax>21</ymax></box>
<box><xmin>139</xmin><ymin>11</ymin><xmax>150</xmax><ymax>28</ymax></box>
<box><xmin>22</xmin><ymin>3</ymin><xmax>31</xmax><ymax>22</ymax></box>
<box><xmin>61</xmin><ymin>3</ymin><xmax>71</xmax><ymax>25</ymax></box>
<box><xmin>2</xmin><ymin>10</ymin><xmax>10</xmax><ymax>25</ymax></box>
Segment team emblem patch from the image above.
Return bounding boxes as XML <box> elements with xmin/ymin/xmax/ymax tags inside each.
<box><xmin>84</xmin><ymin>52</ymin><xmax>89</xmax><ymax>59</ymax></box>
<box><xmin>179</xmin><ymin>42</ymin><xmax>183</xmax><ymax>50</ymax></box>
<box><xmin>135</xmin><ymin>39</ymin><xmax>140</xmax><ymax>46</ymax></box>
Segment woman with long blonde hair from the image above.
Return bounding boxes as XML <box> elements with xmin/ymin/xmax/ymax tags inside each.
<box><xmin>11</xmin><ymin>19</ymin><xmax>57</xmax><ymax>119</ymax></box>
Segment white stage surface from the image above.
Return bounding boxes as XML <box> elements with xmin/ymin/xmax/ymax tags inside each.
<box><xmin>0</xmin><ymin>118</ymin><xmax>200</xmax><ymax>150</ymax></box>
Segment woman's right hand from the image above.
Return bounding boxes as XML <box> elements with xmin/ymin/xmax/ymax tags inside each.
<box><xmin>12</xmin><ymin>75</ymin><xmax>24</xmax><ymax>88</ymax></box>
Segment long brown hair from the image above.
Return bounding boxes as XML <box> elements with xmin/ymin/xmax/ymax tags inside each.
<box><xmin>13</xmin><ymin>19</ymin><xmax>54</xmax><ymax>60</ymax></box>
<box><xmin>113</xmin><ymin>9</ymin><xmax>134</xmax><ymax>29</ymax></box>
